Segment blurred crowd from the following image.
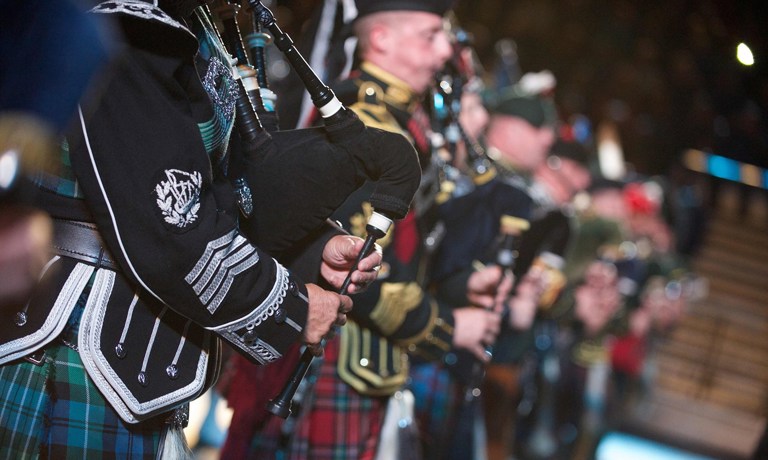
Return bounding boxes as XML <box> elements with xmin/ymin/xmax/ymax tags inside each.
<box><xmin>0</xmin><ymin>0</ymin><xmax>736</xmax><ymax>459</ymax></box>
<box><xmin>453</xmin><ymin>0</ymin><xmax>768</xmax><ymax>174</ymax></box>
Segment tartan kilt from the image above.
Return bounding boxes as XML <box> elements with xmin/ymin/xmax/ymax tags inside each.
<box><xmin>249</xmin><ymin>336</ymin><xmax>388</xmax><ymax>460</ymax></box>
<box><xmin>408</xmin><ymin>362</ymin><xmax>462</xmax><ymax>455</ymax></box>
<box><xmin>0</xmin><ymin>342</ymin><xmax>164</xmax><ymax>459</ymax></box>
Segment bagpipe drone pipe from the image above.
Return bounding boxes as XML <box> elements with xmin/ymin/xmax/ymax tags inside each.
<box><xmin>210</xmin><ymin>0</ymin><xmax>422</xmax><ymax>418</ymax></box>
<box><xmin>204</xmin><ymin>2</ymin><xmax>421</xmax><ymax>260</ymax></box>
<box><xmin>210</xmin><ymin>0</ymin><xmax>280</xmax><ymax>130</ymax></box>
<box><xmin>428</xmin><ymin>76</ymin><xmax>534</xmax><ymax>289</ymax></box>
<box><xmin>432</xmin><ymin>206</ymin><xmax>574</xmax><ymax>391</ymax></box>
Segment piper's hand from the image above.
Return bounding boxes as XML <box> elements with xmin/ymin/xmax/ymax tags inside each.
<box><xmin>452</xmin><ymin>307</ymin><xmax>501</xmax><ymax>362</ymax></box>
<box><xmin>320</xmin><ymin>235</ymin><xmax>382</xmax><ymax>293</ymax></box>
<box><xmin>467</xmin><ymin>265</ymin><xmax>512</xmax><ymax>311</ymax></box>
<box><xmin>303</xmin><ymin>284</ymin><xmax>352</xmax><ymax>356</ymax></box>
<box><xmin>507</xmin><ymin>268</ymin><xmax>545</xmax><ymax>330</ymax></box>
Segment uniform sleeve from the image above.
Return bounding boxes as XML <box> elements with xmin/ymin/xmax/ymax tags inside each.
<box><xmin>319</xmin><ymin>98</ymin><xmax>457</xmax><ymax>361</ymax></box>
<box><xmin>67</xmin><ymin>30</ymin><xmax>308</xmax><ymax>365</ymax></box>
<box><xmin>333</xmin><ymin>183</ymin><xmax>456</xmax><ymax>361</ymax></box>
<box><xmin>280</xmin><ymin>219</ymin><xmax>345</xmax><ymax>283</ymax></box>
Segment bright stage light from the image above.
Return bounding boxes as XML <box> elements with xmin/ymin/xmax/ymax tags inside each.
<box><xmin>737</xmin><ymin>42</ymin><xmax>754</xmax><ymax>66</ymax></box>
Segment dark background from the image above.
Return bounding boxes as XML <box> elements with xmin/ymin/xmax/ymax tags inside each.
<box><xmin>272</xmin><ymin>0</ymin><xmax>768</xmax><ymax>178</ymax></box>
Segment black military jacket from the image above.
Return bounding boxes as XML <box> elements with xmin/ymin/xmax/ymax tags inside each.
<box><xmin>329</xmin><ymin>63</ymin><xmax>457</xmax><ymax>395</ymax></box>
<box><xmin>0</xmin><ymin>1</ymin><xmax>315</xmax><ymax>423</ymax></box>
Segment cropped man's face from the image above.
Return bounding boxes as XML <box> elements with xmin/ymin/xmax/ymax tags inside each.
<box><xmin>487</xmin><ymin>115</ymin><xmax>555</xmax><ymax>172</ymax></box>
<box><xmin>383</xmin><ymin>12</ymin><xmax>453</xmax><ymax>94</ymax></box>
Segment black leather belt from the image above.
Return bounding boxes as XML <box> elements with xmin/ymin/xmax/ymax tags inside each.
<box><xmin>52</xmin><ymin>219</ymin><xmax>119</xmax><ymax>270</ymax></box>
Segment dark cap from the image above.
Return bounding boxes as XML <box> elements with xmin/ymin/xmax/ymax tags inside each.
<box><xmin>355</xmin><ymin>0</ymin><xmax>456</xmax><ymax>18</ymax></box>
<box><xmin>549</xmin><ymin>138</ymin><xmax>590</xmax><ymax>167</ymax></box>
<box><xmin>485</xmin><ymin>87</ymin><xmax>558</xmax><ymax>128</ymax></box>
<box><xmin>587</xmin><ymin>176</ymin><xmax>625</xmax><ymax>194</ymax></box>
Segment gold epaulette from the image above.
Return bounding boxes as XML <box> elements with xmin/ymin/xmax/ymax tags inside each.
<box><xmin>350</xmin><ymin>81</ymin><xmax>408</xmax><ymax>136</ymax></box>
<box><xmin>337</xmin><ymin>322</ymin><xmax>409</xmax><ymax>396</ymax></box>
<box><xmin>402</xmin><ymin>301</ymin><xmax>454</xmax><ymax>361</ymax></box>
<box><xmin>370</xmin><ymin>281</ymin><xmax>423</xmax><ymax>335</ymax></box>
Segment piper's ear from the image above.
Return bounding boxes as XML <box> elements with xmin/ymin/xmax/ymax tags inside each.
<box><xmin>367</xmin><ymin>21</ymin><xmax>392</xmax><ymax>56</ymax></box>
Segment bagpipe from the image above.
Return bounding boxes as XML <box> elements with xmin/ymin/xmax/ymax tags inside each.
<box><xmin>463</xmin><ymin>214</ymin><xmax>529</xmax><ymax>400</ymax></box>
<box><xmin>206</xmin><ymin>0</ymin><xmax>422</xmax><ymax>418</ymax></box>
<box><xmin>204</xmin><ymin>1</ymin><xmax>420</xmax><ymax>258</ymax></box>
<box><xmin>430</xmin><ymin>23</ymin><xmax>496</xmax><ymax>198</ymax></box>
<box><xmin>447</xmin><ymin>208</ymin><xmax>573</xmax><ymax>398</ymax></box>
<box><xmin>513</xmin><ymin>208</ymin><xmax>571</xmax><ymax>311</ymax></box>
<box><xmin>426</xmin><ymin>30</ymin><xmax>578</xmax><ymax>397</ymax></box>
<box><xmin>427</xmin><ymin>30</ymin><xmax>534</xmax><ymax>287</ymax></box>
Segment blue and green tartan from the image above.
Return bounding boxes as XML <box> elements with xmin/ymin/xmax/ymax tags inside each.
<box><xmin>30</xmin><ymin>139</ymin><xmax>85</xmax><ymax>199</ymax></box>
<box><xmin>0</xmin><ymin>344</ymin><xmax>164</xmax><ymax>459</ymax></box>
<box><xmin>408</xmin><ymin>362</ymin><xmax>462</xmax><ymax>453</ymax></box>
<box><xmin>0</xmin><ymin>277</ymin><xmax>165</xmax><ymax>459</ymax></box>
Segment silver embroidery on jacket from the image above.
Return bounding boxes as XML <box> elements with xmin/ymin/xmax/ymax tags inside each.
<box><xmin>207</xmin><ymin>263</ymin><xmax>290</xmax><ymax>363</ymax></box>
<box><xmin>202</xmin><ymin>56</ymin><xmax>238</xmax><ymax>122</ymax></box>
<box><xmin>90</xmin><ymin>0</ymin><xmax>194</xmax><ymax>37</ymax></box>
<box><xmin>78</xmin><ymin>269</ymin><xmax>210</xmax><ymax>424</ymax></box>
<box><xmin>186</xmin><ymin>231</ymin><xmax>260</xmax><ymax>314</ymax></box>
<box><xmin>155</xmin><ymin>169</ymin><xmax>202</xmax><ymax>228</ymax></box>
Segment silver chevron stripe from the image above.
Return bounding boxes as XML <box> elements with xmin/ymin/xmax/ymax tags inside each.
<box><xmin>194</xmin><ymin>235</ymin><xmax>252</xmax><ymax>295</ymax></box>
<box><xmin>204</xmin><ymin>251</ymin><xmax>261</xmax><ymax>314</ymax></box>
<box><xmin>185</xmin><ymin>230</ymin><xmax>238</xmax><ymax>286</ymax></box>
<box><xmin>199</xmin><ymin>242</ymin><xmax>256</xmax><ymax>303</ymax></box>
<box><xmin>186</xmin><ymin>230</ymin><xmax>260</xmax><ymax>314</ymax></box>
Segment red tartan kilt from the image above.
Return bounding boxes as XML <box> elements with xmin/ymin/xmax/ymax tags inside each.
<box><xmin>289</xmin><ymin>337</ymin><xmax>388</xmax><ymax>460</ymax></box>
<box><xmin>220</xmin><ymin>337</ymin><xmax>389</xmax><ymax>460</ymax></box>
<box><xmin>220</xmin><ymin>342</ymin><xmax>302</xmax><ymax>459</ymax></box>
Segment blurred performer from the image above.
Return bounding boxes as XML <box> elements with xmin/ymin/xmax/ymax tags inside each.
<box><xmin>403</xmin><ymin>34</ymin><xmax>532</xmax><ymax>457</ymax></box>
<box><xmin>0</xmin><ymin>1</ymin><xmax>383</xmax><ymax>457</ymax></box>
<box><xmin>484</xmin><ymin>83</ymin><xmax>558</xmax><ymax>187</ymax></box>
<box><xmin>530</xmin><ymin>139</ymin><xmax>593</xmax><ymax>212</ymax></box>
<box><xmin>516</xmin><ymin>137</ymin><xmax>594</xmax><ymax>458</ymax></box>
<box><xmin>607</xmin><ymin>179</ymin><xmax>691</xmax><ymax>413</ymax></box>
<box><xmin>0</xmin><ymin>0</ymin><xmax>109</xmax><ymax>313</ymax></box>
<box><xmin>470</xmin><ymin>82</ymin><xmax>560</xmax><ymax>460</ymax></box>
<box><xmin>543</xmin><ymin>174</ymin><xmax>644</xmax><ymax>460</ymax></box>
<box><xmin>237</xmin><ymin>1</ymin><xmax>507</xmax><ymax>459</ymax></box>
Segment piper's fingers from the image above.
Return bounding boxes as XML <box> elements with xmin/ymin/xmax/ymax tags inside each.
<box><xmin>351</xmin><ymin>269</ymin><xmax>378</xmax><ymax>286</ymax></box>
<box><xmin>338</xmin><ymin>295</ymin><xmax>353</xmax><ymax>313</ymax></box>
<box><xmin>356</xmin><ymin>243</ymin><xmax>383</xmax><ymax>271</ymax></box>
<box><xmin>471</xmin><ymin>344</ymin><xmax>491</xmax><ymax>363</ymax></box>
<box><xmin>335</xmin><ymin>313</ymin><xmax>348</xmax><ymax>326</ymax></box>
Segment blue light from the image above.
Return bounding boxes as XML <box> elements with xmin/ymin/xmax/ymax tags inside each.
<box><xmin>596</xmin><ymin>432</ymin><xmax>715</xmax><ymax>460</ymax></box>
<box><xmin>433</xmin><ymin>93</ymin><xmax>448</xmax><ymax>120</ymax></box>
<box><xmin>571</xmin><ymin>114</ymin><xmax>592</xmax><ymax>144</ymax></box>
<box><xmin>708</xmin><ymin>154</ymin><xmax>740</xmax><ymax>182</ymax></box>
